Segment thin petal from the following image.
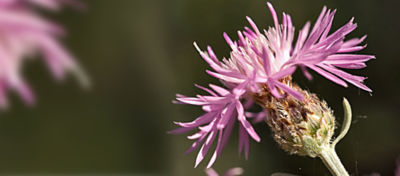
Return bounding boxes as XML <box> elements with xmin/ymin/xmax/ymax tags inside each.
<box><xmin>217</xmin><ymin>103</ymin><xmax>235</xmax><ymax>129</ymax></box>
<box><xmin>206</xmin><ymin>70</ymin><xmax>245</xmax><ymax>84</ymax></box>
<box><xmin>207</xmin><ymin>129</ymin><xmax>223</xmax><ymax>168</ymax></box>
<box><xmin>236</xmin><ymin>102</ymin><xmax>260</xmax><ymax>142</ymax></box>
<box><xmin>307</xmin><ymin>65</ymin><xmax>348</xmax><ymax>87</ymax></box>
<box><xmin>185</xmin><ymin>133</ymin><xmax>207</xmax><ymax>154</ymax></box>
<box><xmin>319</xmin><ymin>64</ymin><xmax>372</xmax><ymax>92</ymax></box>
<box><xmin>224</xmin><ymin>167</ymin><xmax>244</xmax><ymax>176</ymax></box>
<box><xmin>275</xmin><ymin>81</ymin><xmax>304</xmax><ymax>100</ymax></box>
<box><xmin>209</xmin><ymin>84</ymin><xmax>230</xmax><ymax>96</ymax></box>
<box><xmin>205</xmin><ymin>168</ymin><xmax>219</xmax><ymax>176</ymax></box>
<box><xmin>246</xmin><ymin>16</ymin><xmax>260</xmax><ymax>34</ymax></box>
<box><xmin>195</xmin><ymin>130</ymin><xmax>217</xmax><ymax>167</ymax></box>
<box><xmin>271</xmin><ymin>66</ymin><xmax>296</xmax><ymax>80</ymax></box>
<box><xmin>267</xmin><ymin>2</ymin><xmax>279</xmax><ymax>30</ymax></box>
<box><xmin>175</xmin><ymin>112</ymin><xmax>217</xmax><ymax>128</ymax></box>
<box><xmin>168</xmin><ymin>126</ymin><xmax>196</xmax><ymax>134</ymax></box>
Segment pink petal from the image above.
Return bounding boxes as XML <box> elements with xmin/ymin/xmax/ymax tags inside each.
<box><xmin>319</xmin><ymin>64</ymin><xmax>371</xmax><ymax>92</ymax></box>
<box><xmin>246</xmin><ymin>16</ymin><xmax>260</xmax><ymax>34</ymax></box>
<box><xmin>301</xmin><ymin>66</ymin><xmax>313</xmax><ymax>80</ymax></box>
<box><xmin>217</xmin><ymin>116</ymin><xmax>235</xmax><ymax>155</ymax></box>
<box><xmin>195</xmin><ymin>130</ymin><xmax>217</xmax><ymax>167</ymax></box>
<box><xmin>16</xmin><ymin>82</ymin><xmax>35</xmax><ymax>106</ymax></box>
<box><xmin>185</xmin><ymin>133</ymin><xmax>207</xmax><ymax>154</ymax></box>
<box><xmin>236</xmin><ymin>102</ymin><xmax>260</xmax><ymax>142</ymax></box>
<box><xmin>209</xmin><ymin>84</ymin><xmax>230</xmax><ymax>96</ymax></box>
<box><xmin>205</xmin><ymin>168</ymin><xmax>219</xmax><ymax>176</ymax></box>
<box><xmin>175</xmin><ymin>112</ymin><xmax>217</xmax><ymax>128</ymax></box>
<box><xmin>217</xmin><ymin>103</ymin><xmax>235</xmax><ymax>129</ymax></box>
<box><xmin>176</xmin><ymin>97</ymin><xmax>207</xmax><ymax>105</ymax></box>
<box><xmin>224</xmin><ymin>167</ymin><xmax>244</xmax><ymax>176</ymax></box>
<box><xmin>207</xmin><ymin>130</ymin><xmax>223</xmax><ymax>168</ymax></box>
<box><xmin>223</xmin><ymin>32</ymin><xmax>237</xmax><ymax>50</ymax></box>
<box><xmin>275</xmin><ymin>81</ymin><xmax>304</xmax><ymax>100</ymax></box>
<box><xmin>307</xmin><ymin>65</ymin><xmax>348</xmax><ymax>87</ymax></box>
<box><xmin>206</xmin><ymin>70</ymin><xmax>245</xmax><ymax>84</ymax></box>
<box><xmin>270</xmin><ymin>66</ymin><xmax>296</xmax><ymax>80</ymax></box>
<box><xmin>266</xmin><ymin>2</ymin><xmax>279</xmax><ymax>30</ymax></box>
<box><xmin>195</xmin><ymin>84</ymin><xmax>217</xmax><ymax>96</ymax></box>
<box><xmin>168</xmin><ymin>126</ymin><xmax>196</xmax><ymax>134</ymax></box>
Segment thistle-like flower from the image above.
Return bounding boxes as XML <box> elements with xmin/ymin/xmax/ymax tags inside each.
<box><xmin>171</xmin><ymin>2</ymin><xmax>373</xmax><ymax>172</ymax></box>
<box><xmin>0</xmin><ymin>0</ymin><xmax>87</xmax><ymax>108</ymax></box>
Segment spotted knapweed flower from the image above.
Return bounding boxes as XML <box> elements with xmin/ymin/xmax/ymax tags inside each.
<box><xmin>0</xmin><ymin>0</ymin><xmax>87</xmax><ymax>108</ymax></box>
<box><xmin>171</xmin><ymin>2</ymin><xmax>374</xmax><ymax>168</ymax></box>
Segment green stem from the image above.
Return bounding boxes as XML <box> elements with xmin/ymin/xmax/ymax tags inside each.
<box><xmin>319</xmin><ymin>97</ymin><xmax>352</xmax><ymax>175</ymax></box>
<box><xmin>318</xmin><ymin>146</ymin><xmax>349</xmax><ymax>176</ymax></box>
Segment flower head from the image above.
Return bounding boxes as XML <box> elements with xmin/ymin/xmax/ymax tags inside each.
<box><xmin>0</xmin><ymin>0</ymin><xmax>88</xmax><ymax>108</ymax></box>
<box><xmin>172</xmin><ymin>2</ymin><xmax>373</xmax><ymax>168</ymax></box>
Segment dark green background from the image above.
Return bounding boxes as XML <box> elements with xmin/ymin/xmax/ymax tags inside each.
<box><xmin>0</xmin><ymin>0</ymin><xmax>398</xmax><ymax>175</ymax></box>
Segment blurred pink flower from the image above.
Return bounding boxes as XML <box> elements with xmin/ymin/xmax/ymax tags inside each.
<box><xmin>0</xmin><ymin>0</ymin><xmax>88</xmax><ymax>108</ymax></box>
<box><xmin>0</xmin><ymin>0</ymin><xmax>84</xmax><ymax>10</ymax></box>
<box><xmin>171</xmin><ymin>2</ymin><xmax>373</xmax><ymax>168</ymax></box>
<box><xmin>205</xmin><ymin>167</ymin><xmax>244</xmax><ymax>176</ymax></box>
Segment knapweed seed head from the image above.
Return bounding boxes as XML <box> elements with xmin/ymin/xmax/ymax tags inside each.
<box><xmin>253</xmin><ymin>80</ymin><xmax>335</xmax><ymax>157</ymax></box>
<box><xmin>171</xmin><ymin>1</ymin><xmax>373</xmax><ymax>168</ymax></box>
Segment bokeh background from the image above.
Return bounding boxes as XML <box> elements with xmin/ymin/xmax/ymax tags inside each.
<box><xmin>0</xmin><ymin>0</ymin><xmax>399</xmax><ymax>175</ymax></box>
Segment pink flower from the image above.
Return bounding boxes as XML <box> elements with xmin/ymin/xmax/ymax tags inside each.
<box><xmin>172</xmin><ymin>2</ymin><xmax>373</xmax><ymax>168</ymax></box>
<box><xmin>0</xmin><ymin>0</ymin><xmax>88</xmax><ymax>108</ymax></box>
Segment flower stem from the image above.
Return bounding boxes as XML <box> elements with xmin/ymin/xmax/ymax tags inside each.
<box><xmin>318</xmin><ymin>146</ymin><xmax>349</xmax><ymax>176</ymax></box>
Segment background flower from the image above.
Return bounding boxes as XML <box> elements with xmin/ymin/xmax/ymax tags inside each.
<box><xmin>0</xmin><ymin>0</ymin><xmax>87</xmax><ymax>108</ymax></box>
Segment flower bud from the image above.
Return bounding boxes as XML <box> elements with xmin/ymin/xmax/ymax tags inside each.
<box><xmin>253</xmin><ymin>79</ymin><xmax>335</xmax><ymax>157</ymax></box>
